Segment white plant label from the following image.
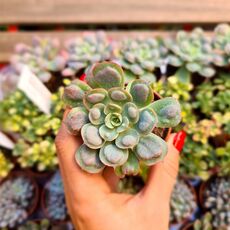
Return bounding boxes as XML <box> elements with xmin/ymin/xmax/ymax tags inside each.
<box><xmin>0</xmin><ymin>131</ymin><xmax>15</xmax><ymax>149</ymax></box>
<box><xmin>18</xmin><ymin>66</ymin><xmax>52</xmax><ymax>114</ymax></box>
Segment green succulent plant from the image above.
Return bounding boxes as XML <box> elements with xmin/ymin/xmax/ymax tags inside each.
<box><xmin>213</xmin><ymin>24</ymin><xmax>230</xmax><ymax>67</ymax></box>
<box><xmin>18</xmin><ymin>219</ymin><xmax>51</xmax><ymax>230</ymax></box>
<box><xmin>203</xmin><ymin>177</ymin><xmax>230</xmax><ymax>229</ymax></box>
<box><xmin>63</xmin><ymin>61</ymin><xmax>181</xmax><ymax>177</ymax></box>
<box><xmin>11</xmin><ymin>36</ymin><xmax>66</xmax><ymax>82</ymax></box>
<box><xmin>165</xmin><ymin>28</ymin><xmax>215</xmax><ymax>80</ymax></box>
<box><xmin>193</xmin><ymin>212</ymin><xmax>213</xmax><ymax>230</ymax></box>
<box><xmin>0</xmin><ymin>151</ymin><xmax>14</xmax><ymax>179</ymax></box>
<box><xmin>170</xmin><ymin>179</ymin><xmax>197</xmax><ymax>224</ymax></box>
<box><xmin>62</xmin><ymin>32</ymin><xmax>113</xmax><ymax>77</ymax></box>
<box><xmin>116</xmin><ymin>37</ymin><xmax>168</xmax><ymax>83</ymax></box>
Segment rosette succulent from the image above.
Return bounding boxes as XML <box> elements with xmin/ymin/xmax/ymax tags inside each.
<box><xmin>63</xmin><ymin>61</ymin><xmax>181</xmax><ymax>177</ymax></box>
<box><xmin>11</xmin><ymin>36</ymin><xmax>66</xmax><ymax>82</ymax></box>
<box><xmin>117</xmin><ymin>38</ymin><xmax>168</xmax><ymax>83</ymax></box>
<box><xmin>165</xmin><ymin>28</ymin><xmax>215</xmax><ymax>79</ymax></box>
<box><xmin>213</xmin><ymin>24</ymin><xmax>230</xmax><ymax>67</ymax></box>
<box><xmin>62</xmin><ymin>32</ymin><xmax>113</xmax><ymax>77</ymax></box>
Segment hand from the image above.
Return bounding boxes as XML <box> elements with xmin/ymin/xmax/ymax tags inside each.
<box><xmin>55</xmin><ymin>111</ymin><xmax>185</xmax><ymax>230</ymax></box>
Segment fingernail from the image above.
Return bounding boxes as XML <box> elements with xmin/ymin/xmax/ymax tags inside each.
<box><xmin>173</xmin><ymin>130</ymin><xmax>186</xmax><ymax>152</ymax></box>
<box><xmin>79</xmin><ymin>73</ymin><xmax>86</xmax><ymax>82</ymax></box>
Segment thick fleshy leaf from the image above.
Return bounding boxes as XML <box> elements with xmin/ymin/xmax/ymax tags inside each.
<box><xmin>89</xmin><ymin>103</ymin><xmax>105</xmax><ymax>125</ymax></box>
<box><xmin>149</xmin><ymin>97</ymin><xmax>181</xmax><ymax>128</ymax></box>
<box><xmin>99</xmin><ymin>142</ymin><xmax>129</xmax><ymax>167</ymax></box>
<box><xmin>104</xmin><ymin>103</ymin><xmax>122</xmax><ymax>115</ymax></box>
<box><xmin>136</xmin><ymin>108</ymin><xmax>158</xmax><ymax>135</ymax></box>
<box><xmin>86</xmin><ymin>62</ymin><xmax>124</xmax><ymax>89</ymax></box>
<box><xmin>115</xmin><ymin>129</ymin><xmax>140</xmax><ymax>149</ymax></box>
<box><xmin>63</xmin><ymin>79</ymin><xmax>91</xmax><ymax>107</ymax></box>
<box><xmin>134</xmin><ymin>133</ymin><xmax>168</xmax><ymax>165</ymax></box>
<box><xmin>115</xmin><ymin>151</ymin><xmax>140</xmax><ymax>177</ymax></box>
<box><xmin>130</xmin><ymin>64</ymin><xmax>144</xmax><ymax>75</ymax></box>
<box><xmin>141</xmin><ymin>72</ymin><xmax>156</xmax><ymax>84</ymax></box>
<box><xmin>127</xmin><ymin>80</ymin><xmax>153</xmax><ymax>108</ymax></box>
<box><xmin>65</xmin><ymin>107</ymin><xmax>89</xmax><ymax>135</ymax></box>
<box><xmin>83</xmin><ymin>88</ymin><xmax>108</xmax><ymax>110</ymax></box>
<box><xmin>198</xmin><ymin>67</ymin><xmax>216</xmax><ymax>78</ymax></box>
<box><xmin>122</xmin><ymin>102</ymin><xmax>139</xmax><ymax>124</ymax></box>
<box><xmin>81</xmin><ymin>124</ymin><xmax>105</xmax><ymax>149</ymax></box>
<box><xmin>105</xmin><ymin>113</ymin><xmax>122</xmax><ymax>129</ymax></box>
<box><xmin>116</xmin><ymin>117</ymin><xmax>129</xmax><ymax>133</ymax></box>
<box><xmin>99</xmin><ymin>125</ymin><xmax>118</xmax><ymax>141</ymax></box>
<box><xmin>75</xmin><ymin>144</ymin><xmax>105</xmax><ymax>173</ymax></box>
<box><xmin>108</xmin><ymin>87</ymin><xmax>132</xmax><ymax>105</ymax></box>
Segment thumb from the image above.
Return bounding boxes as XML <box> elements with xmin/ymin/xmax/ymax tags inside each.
<box><xmin>142</xmin><ymin>131</ymin><xmax>186</xmax><ymax>203</ymax></box>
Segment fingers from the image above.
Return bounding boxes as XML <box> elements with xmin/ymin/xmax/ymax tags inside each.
<box><xmin>141</xmin><ymin>131</ymin><xmax>186</xmax><ymax>203</ymax></box>
<box><xmin>55</xmin><ymin>110</ymin><xmax>111</xmax><ymax>204</ymax></box>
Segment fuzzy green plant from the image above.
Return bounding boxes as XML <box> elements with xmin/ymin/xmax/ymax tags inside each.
<box><xmin>0</xmin><ymin>151</ymin><xmax>13</xmax><ymax>179</ymax></box>
<box><xmin>165</xmin><ymin>28</ymin><xmax>215</xmax><ymax>81</ymax></box>
<box><xmin>11</xmin><ymin>37</ymin><xmax>66</xmax><ymax>82</ymax></box>
<box><xmin>0</xmin><ymin>176</ymin><xmax>35</xmax><ymax>228</ymax></box>
<box><xmin>63</xmin><ymin>61</ymin><xmax>181</xmax><ymax>177</ymax></box>
<box><xmin>193</xmin><ymin>212</ymin><xmax>213</xmax><ymax>230</ymax></box>
<box><xmin>116</xmin><ymin>37</ymin><xmax>168</xmax><ymax>83</ymax></box>
<box><xmin>62</xmin><ymin>32</ymin><xmax>113</xmax><ymax>77</ymax></box>
<box><xmin>203</xmin><ymin>177</ymin><xmax>230</xmax><ymax>229</ymax></box>
<box><xmin>170</xmin><ymin>179</ymin><xmax>197</xmax><ymax>224</ymax></box>
<box><xmin>213</xmin><ymin>24</ymin><xmax>230</xmax><ymax>67</ymax></box>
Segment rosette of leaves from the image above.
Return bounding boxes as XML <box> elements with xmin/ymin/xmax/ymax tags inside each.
<box><xmin>192</xmin><ymin>212</ymin><xmax>213</xmax><ymax>230</ymax></box>
<box><xmin>170</xmin><ymin>179</ymin><xmax>197</xmax><ymax>224</ymax></box>
<box><xmin>13</xmin><ymin>137</ymin><xmax>58</xmax><ymax>172</ymax></box>
<box><xmin>203</xmin><ymin>177</ymin><xmax>230</xmax><ymax>229</ymax></box>
<box><xmin>117</xmin><ymin>37</ymin><xmax>168</xmax><ymax>83</ymax></box>
<box><xmin>11</xmin><ymin>36</ymin><xmax>66</xmax><ymax>83</ymax></box>
<box><xmin>45</xmin><ymin>171</ymin><xmax>68</xmax><ymax>221</ymax></box>
<box><xmin>164</xmin><ymin>28</ymin><xmax>215</xmax><ymax>80</ymax></box>
<box><xmin>213</xmin><ymin>24</ymin><xmax>230</xmax><ymax>67</ymax></box>
<box><xmin>0</xmin><ymin>176</ymin><xmax>35</xmax><ymax>228</ymax></box>
<box><xmin>0</xmin><ymin>151</ymin><xmax>13</xmax><ymax>179</ymax></box>
<box><xmin>63</xmin><ymin>61</ymin><xmax>181</xmax><ymax>177</ymax></box>
<box><xmin>62</xmin><ymin>32</ymin><xmax>113</xmax><ymax>77</ymax></box>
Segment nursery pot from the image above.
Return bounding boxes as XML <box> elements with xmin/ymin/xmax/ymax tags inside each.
<box><xmin>26</xmin><ymin>167</ymin><xmax>55</xmax><ymax>181</ymax></box>
<box><xmin>0</xmin><ymin>170</ymin><xmax>39</xmax><ymax>217</ymax></box>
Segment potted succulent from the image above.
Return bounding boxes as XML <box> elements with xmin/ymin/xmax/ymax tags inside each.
<box><xmin>63</xmin><ymin>61</ymin><xmax>181</xmax><ymax>177</ymax></box>
<box><xmin>0</xmin><ymin>171</ymin><xmax>39</xmax><ymax>229</ymax></box>
<box><xmin>199</xmin><ymin>175</ymin><xmax>230</xmax><ymax>229</ymax></box>
<box><xmin>170</xmin><ymin>179</ymin><xmax>197</xmax><ymax>227</ymax></box>
<box><xmin>42</xmin><ymin>171</ymin><xmax>68</xmax><ymax>223</ymax></box>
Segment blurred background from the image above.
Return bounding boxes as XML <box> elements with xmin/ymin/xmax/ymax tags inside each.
<box><xmin>0</xmin><ymin>1</ymin><xmax>229</xmax><ymax>230</ymax></box>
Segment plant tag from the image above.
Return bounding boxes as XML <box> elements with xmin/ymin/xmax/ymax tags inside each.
<box><xmin>18</xmin><ymin>66</ymin><xmax>52</xmax><ymax>114</ymax></box>
<box><xmin>0</xmin><ymin>131</ymin><xmax>15</xmax><ymax>149</ymax></box>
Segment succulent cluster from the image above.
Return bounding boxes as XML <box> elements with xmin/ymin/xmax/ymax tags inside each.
<box><xmin>192</xmin><ymin>212</ymin><xmax>213</xmax><ymax>230</ymax></box>
<box><xmin>170</xmin><ymin>179</ymin><xmax>197</xmax><ymax>224</ymax></box>
<box><xmin>11</xmin><ymin>37</ymin><xmax>66</xmax><ymax>83</ymax></box>
<box><xmin>45</xmin><ymin>171</ymin><xmax>67</xmax><ymax>221</ymax></box>
<box><xmin>63</xmin><ymin>62</ymin><xmax>181</xmax><ymax>177</ymax></box>
<box><xmin>165</xmin><ymin>28</ymin><xmax>215</xmax><ymax>78</ymax></box>
<box><xmin>18</xmin><ymin>219</ymin><xmax>51</xmax><ymax>230</ymax></box>
<box><xmin>0</xmin><ymin>151</ymin><xmax>14</xmax><ymax>179</ymax></box>
<box><xmin>117</xmin><ymin>38</ymin><xmax>168</xmax><ymax>83</ymax></box>
<box><xmin>203</xmin><ymin>177</ymin><xmax>230</xmax><ymax>229</ymax></box>
<box><xmin>62</xmin><ymin>32</ymin><xmax>113</xmax><ymax>77</ymax></box>
<box><xmin>0</xmin><ymin>176</ymin><xmax>35</xmax><ymax>228</ymax></box>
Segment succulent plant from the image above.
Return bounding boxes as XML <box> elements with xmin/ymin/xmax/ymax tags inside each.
<box><xmin>170</xmin><ymin>179</ymin><xmax>197</xmax><ymax>224</ymax></box>
<box><xmin>0</xmin><ymin>151</ymin><xmax>14</xmax><ymax>179</ymax></box>
<box><xmin>18</xmin><ymin>219</ymin><xmax>51</xmax><ymax>230</ymax></box>
<box><xmin>165</xmin><ymin>28</ymin><xmax>215</xmax><ymax>79</ymax></box>
<box><xmin>11</xmin><ymin>36</ymin><xmax>66</xmax><ymax>83</ymax></box>
<box><xmin>45</xmin><ymin>171</ymin><xmax>68</xmax><ymax>221</ymax></box>
<box><xmin>116</xmin><ymin>37</ymin><xmax>168</xmax><ymax>83</ymax></box>
<box><xmin>62</xmin><ymin>32</ymin><xmax>113</xmax><ymax>77</ymax></box>
<box><xmin>213</xmin><ymin>24</ymin><xmax>230</xmax><ymax>67</ymax></box>
<box><xmin>63</xmin><ymin>61</ymin><xmax>181</xmax><ymax>177</ymax></box>
<box><xmin>0</xmin><ymin>176</ymin><xmax>35</xmax><ymax>228</ymax></box>
<box><xmin>193</xmin><ymin>212</ymin><xmax>213</xmax><ymax>230</ymax></box>
<box><xmin>203</xmin><ymin>177</ymin><xmax>230</xmax><ymax>229</ymax></box>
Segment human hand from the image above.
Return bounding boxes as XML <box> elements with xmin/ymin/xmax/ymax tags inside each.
<box><xmin>55</xmin><ymin>110</ymin><xmax>186</xmax><ymax>230</ymax></box>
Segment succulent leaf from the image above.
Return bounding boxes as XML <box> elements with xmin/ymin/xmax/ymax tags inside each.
<box><xmin>99</xmin><ymin>125</ymin><xmax>119</xmax><ymax>141</ymax></box>
<box><xmin>122</xmin><ymin>102</ymin><xmax>139</xmax><ymax>124</ymax></box>
<box><xmin>134</xmin><ymin>133</ymin><xmax>168</xmax><ymax>165</ymax></box>
<box><xmin>104</xmin><ymin>103</ymin><xmax>122</xmax><ymax>115</ymax></box>
<box><xmin>149</xmin><ymin>97</ymin><xmax>181</xmax><ymax>128</ymax></box>
<box><xmin>89</xmin><ymin>103</ymin><xmax>105</xmax><ymax>125</ymax></box>
<box><xmin>75</xmin><ymin>144</ymin><xmax>105</xmax><ymax>173</ymax></box>
<box><xmin>108</xmin><ymin>87</ymin><xmax>132</xmax><ymax>105</ymax></box>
